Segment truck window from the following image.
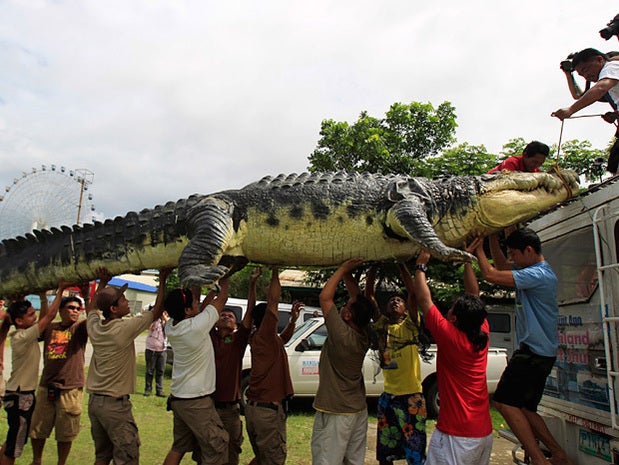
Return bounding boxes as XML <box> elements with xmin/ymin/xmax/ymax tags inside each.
<box><xmin>543</xmin><ymin>226</ymin><xmax>598</xmax><ymax>304</ymax></box>
<box><xmin>487</xmin><ymin>313</ymin><xmax>510</xmax><ymax>333</ymax></box>
<box><xmin>305</xmin><ymin>325</ymin><xmax>328</xmax><ymax>350</ymax></box>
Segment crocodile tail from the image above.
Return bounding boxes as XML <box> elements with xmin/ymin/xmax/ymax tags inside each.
<box><xmin>0</xmin><ymin>196</ymin><xmax>203</xmax><ymax>296</ymax></box>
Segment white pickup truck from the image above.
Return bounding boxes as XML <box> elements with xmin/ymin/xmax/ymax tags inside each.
<box><xmin>241</xmin><ymin>316</ymin><xmax>509</xmax><ymax>418</ymax></box>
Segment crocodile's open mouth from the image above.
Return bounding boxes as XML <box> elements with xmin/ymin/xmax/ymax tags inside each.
<box><xmin>477</xmin><ymin>170</ymin><xmax>580</xmax><ymax>228</ymax></box>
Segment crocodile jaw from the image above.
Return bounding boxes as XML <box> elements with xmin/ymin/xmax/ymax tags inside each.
<box><xmin>476</xmin><ymin>170</ymin><xmax>580</xmax><ymax>229</ymax></box>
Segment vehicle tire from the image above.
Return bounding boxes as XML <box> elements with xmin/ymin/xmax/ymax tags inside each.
<box><xmin>240</xmin><ymin>374</ymin><xmax>250</xmax><ymax>415</ymax></box>
<box><xmin>424</xmin><ymin>379</ymin><xmax>440</xmax><ymax>420</ymax></box>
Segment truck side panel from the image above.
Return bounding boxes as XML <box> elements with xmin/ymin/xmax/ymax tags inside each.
<box><xmin>528</xmin><ymin>178</ymin><xmax>619</xmax><ymax>465</ymax></box>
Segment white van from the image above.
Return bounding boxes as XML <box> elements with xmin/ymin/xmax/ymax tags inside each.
<box><xmin>165</xmin><ymin>297</ymin><xmax>321</xmax><ymax>365</ymax></box>
<box><xmin>217</xmin><ymin>297</ymin><xmax>322</xmax><ymax>333</ymax></box>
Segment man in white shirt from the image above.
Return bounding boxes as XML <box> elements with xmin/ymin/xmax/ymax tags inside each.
<box><xmin>162</xmin><ymin>280</ymin><xmax>230</xmax><ymax>465</ymax></box>
<box><xmin>552</xmin><ymin>48</ymin><xmax>619</xmax><ymax>174</ymax></box>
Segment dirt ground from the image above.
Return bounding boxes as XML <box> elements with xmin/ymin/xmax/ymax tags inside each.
<box><xmin>363</xmin><ymin>421</ymin><xmax>518</xmax><ymax>465</ymax></box>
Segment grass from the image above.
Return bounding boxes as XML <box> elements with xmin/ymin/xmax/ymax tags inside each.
<box><xmin>0</xmin><ymin>355</ymin><xmax>507</xmax><ymax>464</ymax></box>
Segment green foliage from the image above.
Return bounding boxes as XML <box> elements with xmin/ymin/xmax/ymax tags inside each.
<box><xmin>498</xmin><ymin>137</ymin><xmax>527</xmax><ymax>159</ymax></box>
<box><xmin>416</xmin><ymin>142</ymin><xmax>498</xmax><ymax>177</ymax></box>
<box><xmin>546</xmin><ymin>139</ymin><xmax>607</xmax><ymax>182</ymax></box>
<box><xmin>162</xmin><ymin>269</ymin><xmax>180</xmax><ymax>293</ymax></box>
<box><xmin>308</xmin><ymin>101</ymin><xmax>458</xmax><ymax>174</ymax></box>
<box><xmin>227</xmin><ymin>265</ymin><xmax>272</xmax><ymax>300</ymax></box>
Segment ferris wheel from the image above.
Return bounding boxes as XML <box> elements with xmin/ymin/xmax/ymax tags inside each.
<box><xmin>0</xmin><ymin>165</ymin><xmax>97</xmax><ymax>240</ymax></box>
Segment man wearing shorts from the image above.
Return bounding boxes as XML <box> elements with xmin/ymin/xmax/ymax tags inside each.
<box><xmin>209</xmin><ymin>268</ymin><xmax>262</xmax><ymax>465</ymax></box>
<box><xmin>30</xmin><ymin>283</ymin><xmax>91</xmax><ymax>465</ymax></box>
<box><xmin>311</xmin><ymin>258</ymin><xmax>373</xmax><ymax>465</ymax></box>
<box><xmin>475</xmin><ymin>229</ymin><xmax>573</xmax><ymax>465</ymax></box>
<box><xmin>367</xmin><ymin>264</ymin><xmax>427</xmax><ymax>465</ymax></box>
<box><xmin>0</xmin><ymin>281</ymin><xmax>69</xmax><ymax>465</ymax></box>
<box><xmin>245</xmin><ymin>267</ymin><xmax>294</xmax><ymax>465</ymax></box>
<box><xmin>87</xmin><ymin>268</ymin><xmax>170</xmax><ymax>465</ymax></box>
<box><xmin>162</xmin><ymin>280</ymin><xmax>230</xmax><ymax>465</ymax></box>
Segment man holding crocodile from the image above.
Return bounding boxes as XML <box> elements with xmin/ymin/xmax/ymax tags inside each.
<box><xmin>474</xmin><ymin>229</ymin><xmax>574</xmax><ymax>465</ymax></box>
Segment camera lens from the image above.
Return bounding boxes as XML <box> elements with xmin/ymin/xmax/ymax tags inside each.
<box><xmin>600</xmin><ymin>14</ymin><xmax>619</xmax><ymax>40</ymax></box>
<box><xmin>600</xmin><ymin>27</ymin><xmax>615</xmax><ymax>40</ymax></box>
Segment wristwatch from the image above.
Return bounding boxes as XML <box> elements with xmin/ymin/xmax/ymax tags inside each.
<box><xmin>415</xmin><ymin>264</ymin><xmax>428</xmax><ymax>273</ymax></box>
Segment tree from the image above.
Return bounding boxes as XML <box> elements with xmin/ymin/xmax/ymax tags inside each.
<box><xmin>497</xmin><ymin>137</ymin><xmax>527</xmax><ymax>160</ymax></box>
<box><xmin>416</xmin><ymin>142</ymin><xmax>498</xmax><ymax>178</ymax></box>
<box><xmin>549</xmin><ymin>139</ymin><xmax>608</xmax><ymax>182</ymax></box>
<box><xmin>308</xmin><ymin>101</ymin><xmax>458</xmax><ymax>174</ymax></box>
<box><xmin>227</xmin><ymin>266</ymin><xmax>271</xmax><ymax>301</ymax></box>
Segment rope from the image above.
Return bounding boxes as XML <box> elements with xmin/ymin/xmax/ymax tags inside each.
<box><xmin>551</xmin><ymin>118</ymin><xmax>573</xmax><ymax>200</ymax></box>
<box><xmin>549</xmin><ymin>164</ymin><xmax>574</xmax><ymax>200</ymax></box>
<box><xmin>552</xmin><ymin>111</ymin><xmax>616</xmax><ymax>199</ymax></box>
<box><xmin>556</xmin><ymin>119</ymin><xmax>565</xmax><ymax>165</ymax></box>
<box><xmin>566</xmin><ymin>113</ymin><xmax>607</xmax><ymax>119</ymax></box>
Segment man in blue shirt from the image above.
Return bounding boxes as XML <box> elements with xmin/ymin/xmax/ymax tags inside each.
<box><xmin>475</xmin><ymin>228</ymin><xmax>573</xmax><ymax>465</ymax></box>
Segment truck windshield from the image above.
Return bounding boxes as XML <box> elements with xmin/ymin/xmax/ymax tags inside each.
<box><xmin>285</xmin><ymin>318</ymin><xmax>322</xmax><ymax>348</ymax></box>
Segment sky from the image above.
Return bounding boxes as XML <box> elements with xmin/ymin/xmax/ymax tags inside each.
<box><xmin>1</xmin><ymin>0</ymin><xmax>619</xmax><ymax>224</ymax></box>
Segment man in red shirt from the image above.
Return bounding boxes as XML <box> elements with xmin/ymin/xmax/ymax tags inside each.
<box><xmin>413</xmin><ymin>241</ymin><xmax>493</xmax><ymax>465</ymax></box>
<box><xmin>487</xmin><ymin>141</ymin><xmax>549</xmax><ymax>174</ymax></box>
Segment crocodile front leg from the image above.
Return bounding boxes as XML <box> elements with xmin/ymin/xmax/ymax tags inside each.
<box><xmin>387</xmin><ymin>199</ymin><xmax>474</xmax><ymax>263</ymax></box>
<box><xmin>178</xmin><ymin>196</ymin><xmax>236</xmax><ymax>287</ymax></box>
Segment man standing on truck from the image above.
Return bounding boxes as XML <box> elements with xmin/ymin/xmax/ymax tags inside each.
<box><xmin>475</xmin><ymin>228</ymin><xmax>574</xmax><ymax>465</ymax></box>
<box><xmin>311</xmin><ymin>258</ymin><xmax>373</xmax><ymax>465</ymax></box>
<box><xmin>552</xmin><ymin>48</ymin><xmax>619</xmax><ymax>174</ymax></box>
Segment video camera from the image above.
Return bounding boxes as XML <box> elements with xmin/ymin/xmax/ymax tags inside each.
<box><xmin>560</xmin><ymin>53</ymin><xmax>577</xmax><ymax>73</ymax></box>
<box><xmin>600</xmin><ymin>14</ymin><xmax>619</xmax><ymax>40</ymax></box>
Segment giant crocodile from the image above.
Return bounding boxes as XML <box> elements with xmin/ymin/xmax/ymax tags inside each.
<box><xmin>0</xmin><ymin>170</ymin><xmax>579</xmax><ymax>295</ymax></box>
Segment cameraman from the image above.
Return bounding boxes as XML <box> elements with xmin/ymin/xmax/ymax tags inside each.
<box><xmin>552</xmin><ymin>48</ymin><xmax>619</xmax><ymax>174</ymax></box>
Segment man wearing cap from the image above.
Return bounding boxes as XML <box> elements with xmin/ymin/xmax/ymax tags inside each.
<box><xmin>86</xmin><ymin>268</ymin><xmax>171</xmax><ymax>465</ymax></box>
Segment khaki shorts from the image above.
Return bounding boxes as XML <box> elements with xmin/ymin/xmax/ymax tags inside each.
<box><xmin>170</xmin><ymin>395</ymin><xmax>229</xmax><ymax>465</ymax></box>
<box><xmin>88</xmin><ymin>394</ymin><xmax>139</xmax><ymax>465</ymax></box>
<box><xmin>216</xmin><ymin>403</ymin><xmax>243</xmax><ymax>465</ymax></box>
<box><xmin>30</xmin><ymin>386</ymin><xmax>83</xmax><ymax>442</ymax></box>
<box><xmin>245</xmin><ymin>402</ymin><xmax>287</xmax><ymax>465</ymax></box>
<box><xmin>311</xmin><ymin>409</ymin><xmax>368</xmax><ymax>465</ymax></box>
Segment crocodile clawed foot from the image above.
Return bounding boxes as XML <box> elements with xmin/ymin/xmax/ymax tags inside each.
<box><xmin>444</xmin><ymin>248</ymin><xmax>476</xmax><ymax>264</ymax></box>
<box><xmin>179</xmin><ymin>264</ymin><xmax>230</xmax><ymax>288</ymax></box>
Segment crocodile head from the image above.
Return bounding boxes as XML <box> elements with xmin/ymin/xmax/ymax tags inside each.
<box><xmin>426</xmin><ymin>169</ymin><xmax>583</xmax><ymax>252</ymax></box>
<box><xmin>475</xmin><ymin>169</ymin><xmax>580</xmax><ymax>228</ymax></box>
<box><xmin>396</xmin><ymin>168</ymin><xmax>581</xmax><ymax>260</ymax></box>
